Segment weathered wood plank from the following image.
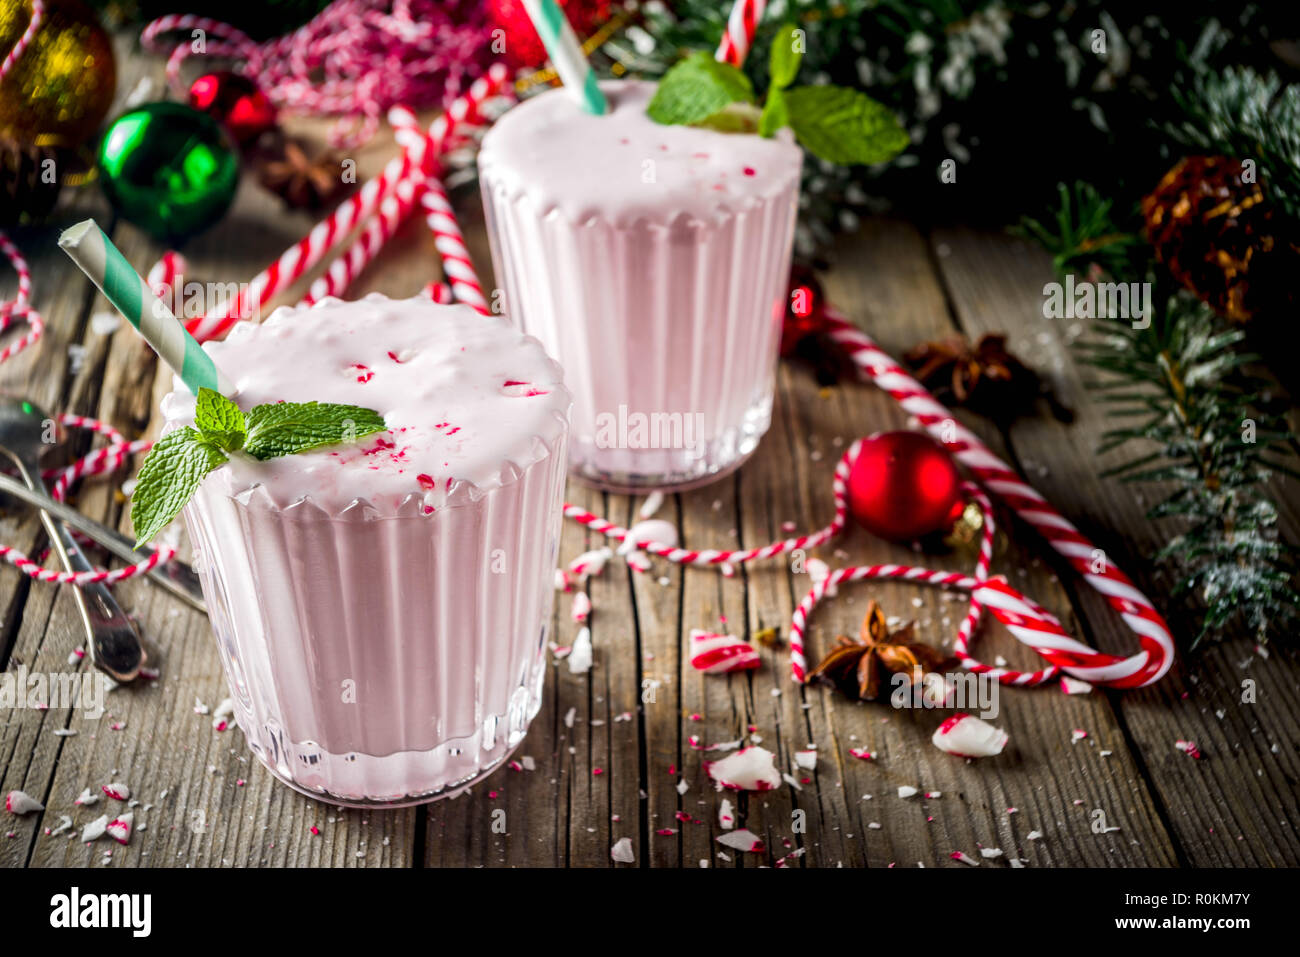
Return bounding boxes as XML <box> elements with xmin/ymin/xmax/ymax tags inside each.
<box><xmin>784</xmin><ymin>219</ymin><xmax>1181</xmax><ymax>866</ymax></box>
<box><xmin>929</xmin><ymin>225</ymin><xmax>1300</xmax><ymax>866</ymax></box>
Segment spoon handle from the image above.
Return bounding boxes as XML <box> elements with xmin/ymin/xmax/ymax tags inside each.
<box><xmin>8</xmin><ymin>453</ymin><xmax>146</xmax><ymax>683</ymax></box>
<box><xmin>36</xmin><ymin>507</ymin><xmax>148</xmax><ymax>682</ymax></box>
<box><xmin>0</xmin><ymin>471</ymin><xmax>206</xmax><ymax>613</ymax></box>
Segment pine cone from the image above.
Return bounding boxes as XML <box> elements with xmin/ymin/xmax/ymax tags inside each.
<box><xmin>1142</xmin><ymin>155</ymin><xmax>1300</xmax><ymax>323</ymax></box>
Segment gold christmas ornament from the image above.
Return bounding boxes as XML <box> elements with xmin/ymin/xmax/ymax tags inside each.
<box><xmin>0</xmin><ymin>0</ymin><xmax>116</xmax><ymax>145</ymax></box>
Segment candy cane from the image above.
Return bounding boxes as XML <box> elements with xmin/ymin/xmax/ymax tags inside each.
<box><xmin>389</xmin><ymin>104</ymin><xmax>490</xmax><ymax>314</ymax></box>
<box><xmin>300</xmin><ymin>175</ymin><xmax>428</xmax><ymax>306</ymax></box>
<box><xmin>185</xmin><ymin>62</ymin><xmax>510</xmax><ymax>343</ymax></box>
<box><xmin>0</xmin><ymin>0</ymin><xmax>42</xmax><ymax>81</ymax></box>
<box><xmin>419</xmin><ymin>181</ymin><xmax>489</xmax><ymax>314</ymax></box>
<box><xmin>822</xmin><ymin>306</ymin><xmax>1174</xmax><ymax>688</ymax></box>
<box><xmin>715</xmin><ymin>0</ymin><xmax>767</xmax><ymax>67</ymax></box>
<box><xmin>0</xmin><ymin>232</ymin><xmax>43</xmax><ymax>365</ymax></box>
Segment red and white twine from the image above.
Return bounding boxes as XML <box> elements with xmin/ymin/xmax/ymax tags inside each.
<box><xmin>140</xmin><ymin>0</ymin><xmax>493</xmax><ymax>149</ymax></box>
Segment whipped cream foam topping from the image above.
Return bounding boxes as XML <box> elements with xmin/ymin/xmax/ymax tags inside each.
<box><xmin>478</xmin><ymin>79</ymin><xmax>802</xmax><ymax>226</ymax></box>
<box><xmin>161</xmin><ymin>295</ymin><xmax>569</xmax><ymax>513</ymax></box>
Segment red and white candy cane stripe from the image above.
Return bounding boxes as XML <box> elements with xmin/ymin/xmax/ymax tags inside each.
<box><xmin>422</xmin><ymin>281</ymin><xmax>454</xmax><ymax>303</ymax></box>
<box><xmin>0</xmin><ymin>0</ymin><xmax>41</xmax><ymax>80</ymax></box>
<box><xmin>561</xmin><ymin>443</ymin><xmax>852</xmax><ymax>567</ymax></box>
<box><xmin>715</xmin><ymin>0</ymin><xmax>767</xmax><ymax>67</ymax></box>
<box><xmin>689</xmin><ymin>629</ymin><xmax>761</xmax><ymax>673</ymax></box>
<box><xmin>141</xmin><ymin>2</ymin><xmax>495</xmax><ymax>150</ymax></box>
<box><xmin>0</xmin><ymin>430</ymin><xmax>173</xmax><ymax>587</ymax></box>
<box><xmin>147</xmin><ymin>250</ymin><xmax>188</xmax><ymax>308</ymax></box>
<box><xmin>823</xmin><ymin>306</ymin><xmax>1174</xmax><ymax>689</ymax></box>
<box><xmin>300</xmin><ymin>175</ymin><xmax>427</xmax><ymax>306</ymax></box>
<box><xmin>388</xmin><ymin>103</ymin><xmax>489</xmax><ymax>313</ymax></box>
<box><xmin>185</xmin><ymin>63</ymin><xmax>510</xmax><ymax>343</ymax></box>
<box><xmin>419</xmin><ymin>180</ymin><xmax>489</xmax><ymax>314</ymax></box>
<box><xmin>0</xmin><ymin>231</ymin><xmax>43</xmax><ymax>364</ymax></box>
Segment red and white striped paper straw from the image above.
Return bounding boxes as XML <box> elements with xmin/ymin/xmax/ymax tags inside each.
<box><xmin>715</xmin><ymin>0</ymin><xmax>767</xmax><ymax>67</ymax></box>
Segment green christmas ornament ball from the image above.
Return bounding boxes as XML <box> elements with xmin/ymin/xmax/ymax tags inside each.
<box><xmin>98</xmin><ymin>102</ymin><xmax>239</xmax><ymax>243</ymax></box>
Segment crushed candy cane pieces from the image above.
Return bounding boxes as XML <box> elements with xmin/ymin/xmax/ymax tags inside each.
<box><xmin>718</xmin><ymin>798</ymin><xmax>736</xmax><ymax>830</ymax></box>
<box><xmin>715</xmin><ymin>829</ymin><xmax>765</xmax><ymax>853</ymax></box>
<box><xmin>705</xmin><ymin>746</ymin><xmax>782</xmax><ymax>792</ymax></box>
<box><xmin>212</xmin><ymin>698</ymin><xmax>235</xmax><ymax>731</ymax></box>
<box><xmin>932</xmin><ymin>713</ymin><xmax>1009</xmax><ymax>758</ymax></box>
<box><xmin>1175</xmin><ymin>739</ymin><xmax>1203</xmax><ymax>759</ymax></box>
<box><xmin>106</xmin><ymin>812</ymin><xmax>133</xmax><ymax>845</ymax></box>
<box><xmin>571</xmin><ymin>591</ymin><xmax>592</xmax><ymax>623</ymax></box>
<box><xmin>81</xmin><ymin>815</ymin><xmax>109</xmax><ymax>843</ymax></box>
<box><xmin>950</xmin><ymin>851</ymin><xmax>979</xmax><ymax>866</ymax></box>
<box><xmin>618</xmin><ymin>519</ymin><xmax>677</xmax><ymax>554</ymax></box>
<box><xmin>849</xmin><ymin>748</ymin><xmax>877</xmax><ymax>761</ymax></box>
<box><xmin>639</xmin><ymin>490</ymin><xmax>664</xmax><ymax>519</ymax></box>
<box><xmin>688</xmin><ymin>629</ymin><xmax>760</xmax><ymax>674</ymax></box>
<box><xmin>5</xmin><ymin>790</ymin><xmax>43</xmax><ymax>815</ymax></box>
<box><xmin>568</xmin><ymin>627</ymin><xmax>593</xmax><ymax>675</ymax></box>
<box><xmin>102</xmin><ymin>782</ymin><xmax>130</xmax><ymax>802</ymax></box>
<box><xmin>611</xmin><ymin>837</ymin><xmax>635</xmax><ymax>863</ymax></box>
<box><xmin>1060</xmin><ymin>676</ymin><xmax>1094</xmax><ymax>695</ymax></box>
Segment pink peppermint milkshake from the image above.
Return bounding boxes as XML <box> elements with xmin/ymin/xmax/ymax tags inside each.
<box><xmin>479</xmin><ymin>79</ymin><xmax>802</xmax><ymax>491</ymax></box>
<box><xmin>163</xmin><ymin>295</ymin><xmax>570</xmax><ymax>806</ymax></box>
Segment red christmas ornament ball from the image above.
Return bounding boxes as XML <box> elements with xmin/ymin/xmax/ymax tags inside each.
<box><xmin>781</xmin><ymin>263</ymin><xmax>829</xmax><ymax>356</ymax></box>
<box><xmin>488</xmin><ymin>0</ymin><xmax>612</xmax><ymax>69</ymax></box>
<box><xmin>188</xmin><ymin>72</ymin><xmax>277</xmax><ymax>145</ymax></box>
<box><xmin>847</xmin><ymin>431</ymin><xmax>964</xmax><ymax>542</ymax></box>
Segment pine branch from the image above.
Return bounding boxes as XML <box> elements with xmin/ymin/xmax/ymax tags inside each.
<box><xmin>1023</xmin><ymin>182</ymin><xmax>1299</xmax><ymax>645</ymax></box>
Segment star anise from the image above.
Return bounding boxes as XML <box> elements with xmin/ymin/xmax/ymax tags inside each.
<box><xmin>257</xmin><ymin>140</ymin><xmax>348</xmax><ymax>209</ymax></box>
<box><xmin>808</xmin><ymin>601</ymin><xmax>949</xmax><ymax>700</ymax></box>
<box><xmin>903</xmin><ymin>333</ymin><xmax>1064</xmax><ymax>421</ymax></box>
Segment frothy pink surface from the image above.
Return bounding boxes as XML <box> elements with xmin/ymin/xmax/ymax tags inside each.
<box><xmin>162</xmin><ymin>295</ymin><xmax>569</xmax><ymax>512</ymax></box>
<box><xmin>478</xmin><ymin>80</ymin><xmax>801</xmax><ymax>225</ymax></box>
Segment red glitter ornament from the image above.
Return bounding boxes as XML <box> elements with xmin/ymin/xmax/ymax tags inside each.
<box><xmin>847</xmin><ymin>431</ymin><xmax>964</xmax><ymax>542</ymax></box>
<box><xmin>781</xmin><ymin>264</ymin><xmax>829</xmax><ymax>356</ymax></box>
<box><xmin>487</xmin><ymin>0</ymin><xmax>611</xmax><ymax>69</ymax></box>
<box><xmin>188</xmin><ymin>72</ymin><xmax>277</xmax><ymax>145</ymax></box>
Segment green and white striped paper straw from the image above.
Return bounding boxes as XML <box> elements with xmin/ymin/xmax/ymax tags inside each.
<box><xmin>58</xmin><ymin>220</ymin><xmax>234</xmax><ymax>397</ymax></box>
<box><xmin>522</xmin><ymin>0</ymin><xmax>607</xmax><ymax>115</ymax></box>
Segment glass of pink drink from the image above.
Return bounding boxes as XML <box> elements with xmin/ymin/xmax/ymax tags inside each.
<box><xmin>478</xmin><ymin>79</ymin><xmax>802</xmax><ymax>491</ymax></box>
<box><xmin>163</xmin><ymin>295</ymin><xmax>570</xmax><ymax>806</ymax></box>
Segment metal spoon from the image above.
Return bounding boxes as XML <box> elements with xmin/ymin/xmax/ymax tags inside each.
<box><xmin>0</xmin><ymin>397</ymin><xmax>145</xmax><ymax>681</ymax></box>
<box><xmin>0</xmin><ymin>471</ymin><xmax>206</xmax><ymax>613</ymax></box>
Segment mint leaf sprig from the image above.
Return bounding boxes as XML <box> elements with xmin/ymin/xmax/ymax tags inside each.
<box><xmin>647</xmin><ymin>24</ymin><xmax>909</xmax><ymax>167</ymax></box>
<box><xmin>131</xmin><ymin>389</ymin><xmax>387</xmax><ymax>547</ymax></box>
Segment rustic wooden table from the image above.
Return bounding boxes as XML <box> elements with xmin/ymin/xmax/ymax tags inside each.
<box><xmin>2</xmin><ymin>38</ymin><xmax>1297</xmax><ymax>869</ymax></box>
